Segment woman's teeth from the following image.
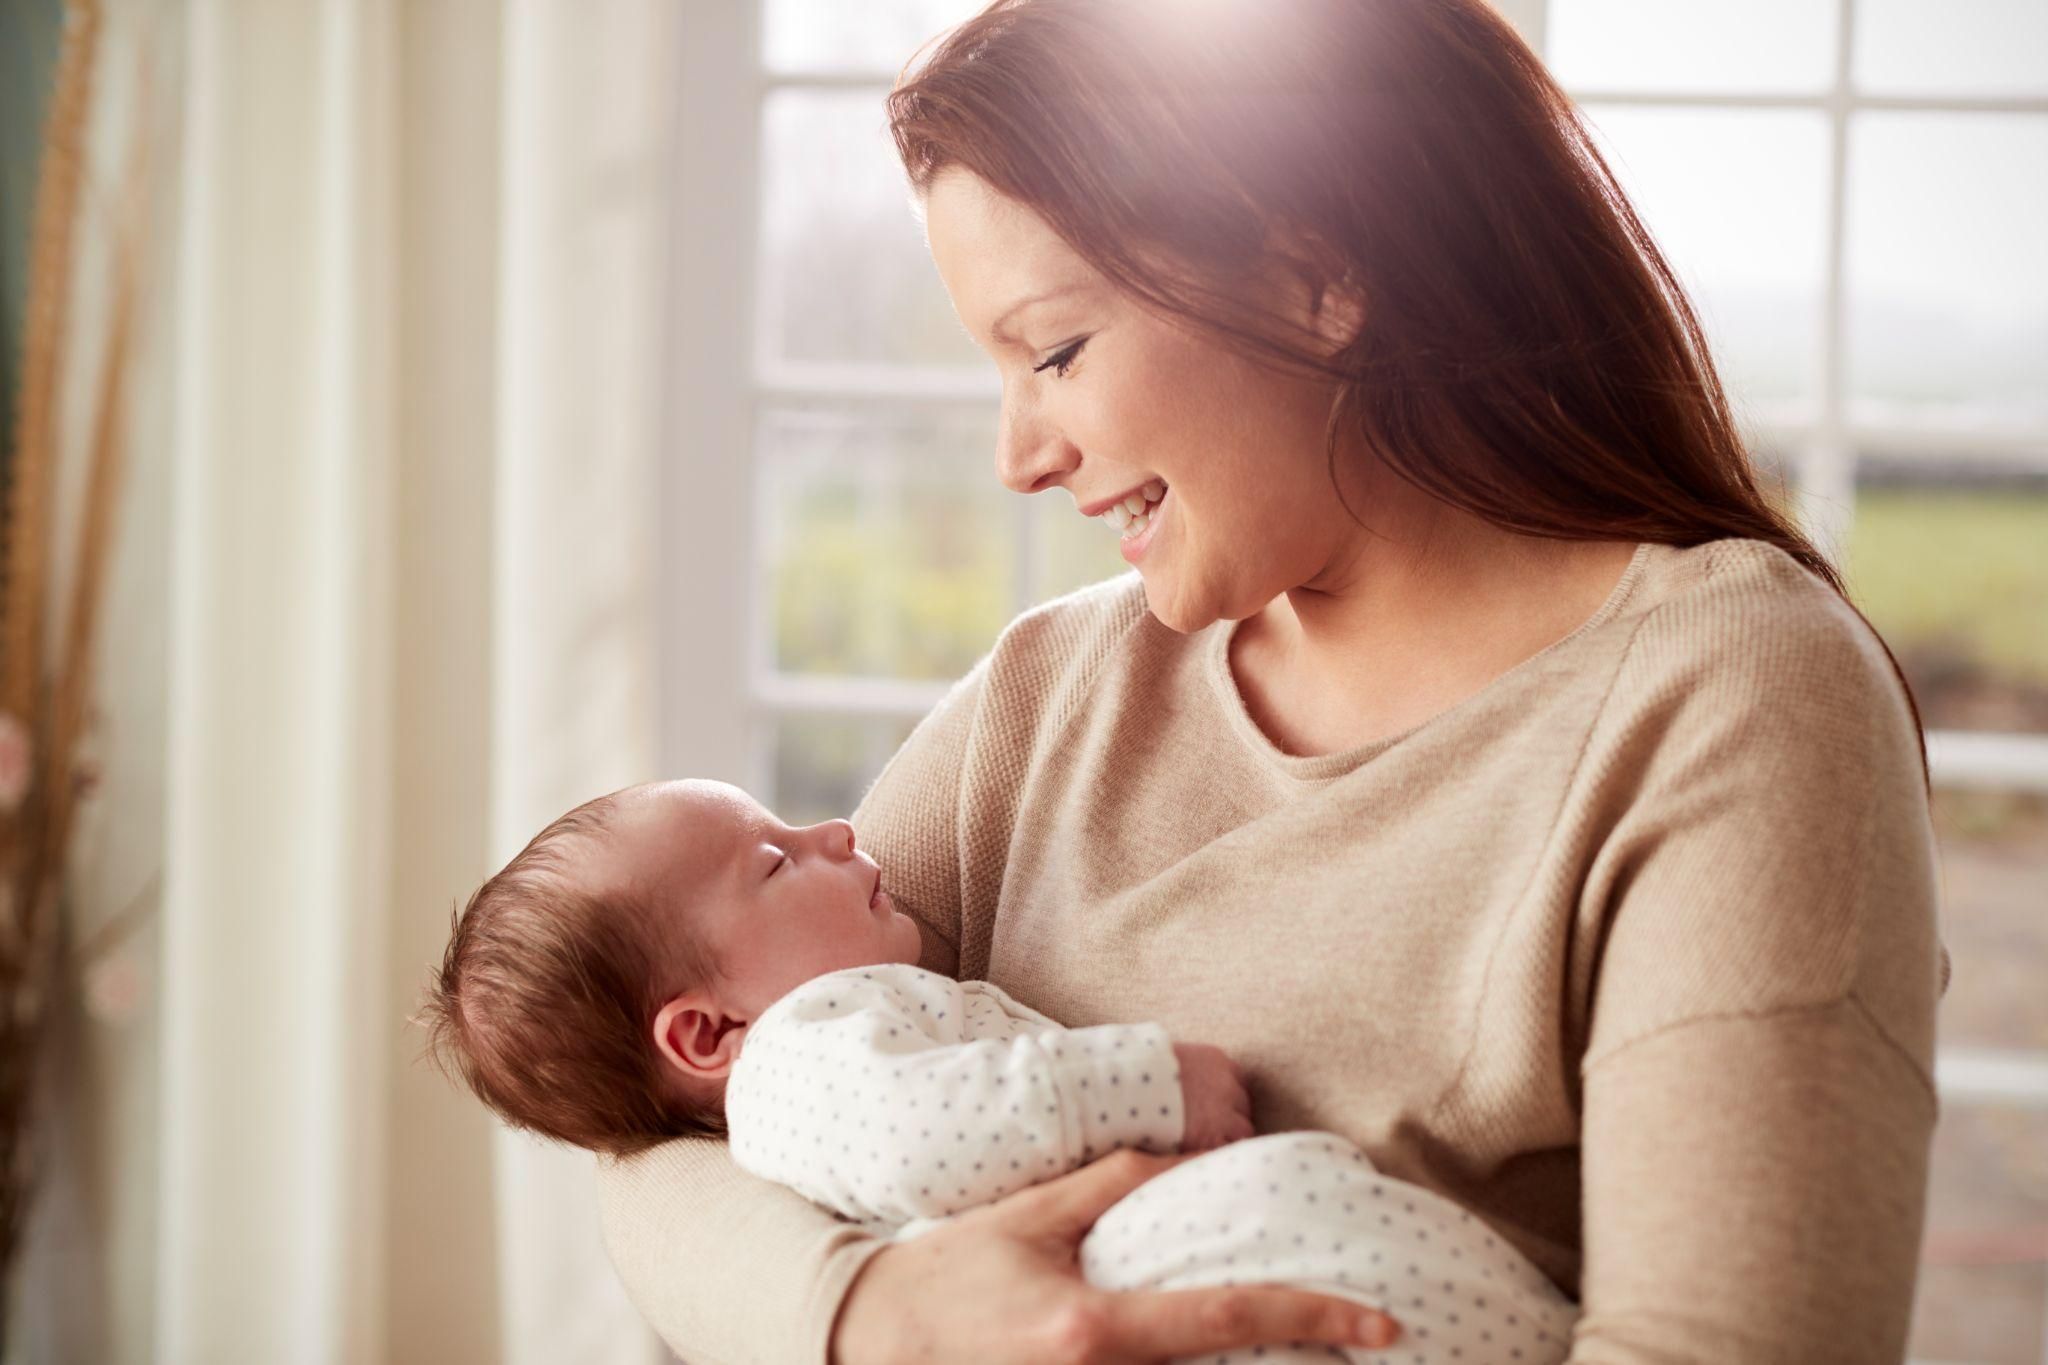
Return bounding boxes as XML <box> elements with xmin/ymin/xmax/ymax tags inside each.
<box><xmin>1101</xmin><ymin>480</ymin><xmax>1167</xmax><ymax>538</ymax></box>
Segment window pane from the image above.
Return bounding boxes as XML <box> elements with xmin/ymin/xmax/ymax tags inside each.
<box><xmin>1581</xmin><ymin>106</ymin><xmax>1829</xmax><ymax>411</ymax></box>
<box><xmin>1847</xmin><ymin>113</ymin><xmax>2048</xmax><ymax>428</ymax></box>
<box><xmin>1847</xmin><ymin>484</ymin><xmax>2048</xmax><ymax>736</ymax></box>
<box><xmin>1548</xmin><ymin>0</ymin><xmax>1837</xmax><ymax>94</ymax></box>
<box><xmin>769</xmin><ymin>712</ymin><xmax>922</xmax><ymax>826</ymax></box>
<box><xmin>1909</xmin><ymin>1103</ymin><xmax>2048</xmax><ymax>1363</ymax></box>
<box><xmin>759</xmin><ymin>88</ymin><xmax>985</xmax><ymax>371</ymax></box>
<box><xmin>761</xmin><ymin>406</ymin><xmax>1010</xmax><ymax>681</ymax></box>
<box><xmin>1857</xmin><ymin>0</ymin><xmax>2048</xmax><ymax>98</ymax></box>
<box><xmin>1929</xmin><ymin>788</ymin><xmax>2048</xmax><ymax>1053</ymax></box>
<box><xmin>763</xmin><ymin>0</ymin><xmax>980</xmax><ymax>75</ymax></box>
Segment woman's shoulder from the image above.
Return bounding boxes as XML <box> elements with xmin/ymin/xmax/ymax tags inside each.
<box><xmin>1581</xmin><ymin>539</ymin><xmax>1931</xmax><ymax>859</ymax></box>
<box><xmin>1616</xmin><ymin>537</ymin><xmax>1911</xmax><ymax>722</ymax></box>
<box><xmin>989</xmin><ymin>570</ymin><xmax>1153</xmax><ymax>664</ymax></box>
<box><xmin>852</xmin><ymin>575</ymin><xmax>1155</xmax><ymax>850</ymax></box>
<box><xmin>971</xmin><ymin>571</ymin><xmax>1163</xmax><ymax>714</ymax></box>
<box><xmin>1630</xmin><ymin>536</ymin><xmax>1866</xmax><ymax>637</ymax></box>
<box><xmin>1578</xmin><ymin>539</ymin><xmax>1944</xmax><ymax>1070</ymax></box>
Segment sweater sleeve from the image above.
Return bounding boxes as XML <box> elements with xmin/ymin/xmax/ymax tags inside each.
<box><xmin>1567</xmin><ymin>572</ymin><xmax>1945</xmax><ymax>1362</ymax></box>
<box><xmin>595</xmin><ymin>1141</ymin><xmax>885</xmax><ymax>1365</ymax></box>
<box><xmin>727</xmin><ymin>967</ymin><xmax>1184</xmax><ymax>1225</ymax></box>
<box><xmin>1573</xmin><ymin>1004</ymin><xmax>1936</xmax><ymax>1363</ymax></box>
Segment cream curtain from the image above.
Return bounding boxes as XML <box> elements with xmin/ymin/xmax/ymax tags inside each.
<box><xmin>149</xmin><ymin>0</ymin><xmax>676</xmax><ymax>1360</ymax></box>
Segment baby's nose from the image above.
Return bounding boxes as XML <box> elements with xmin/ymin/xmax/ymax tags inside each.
<box><xmin>821</xmin><ymin>818</ymin><xmax>856</xmax><ymax>856</ymax></box>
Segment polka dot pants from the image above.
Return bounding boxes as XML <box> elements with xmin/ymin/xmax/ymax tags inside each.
<box><xmin>1077</xmin><ymin>1132</ymin><xmax>1577</xmax><ymax>1365</ymax></box>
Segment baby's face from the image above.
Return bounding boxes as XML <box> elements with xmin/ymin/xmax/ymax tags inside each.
<box><xmin>599</xmin><ymin>780</ymin><xmax>922</xmax><ymax>1018</ymax></box>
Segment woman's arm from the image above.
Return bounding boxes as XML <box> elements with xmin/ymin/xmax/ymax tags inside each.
<box><xmin>1569</xmin><ymin>586</ymin><xmax>1945</xmax><ymax>1361</ymax></box>
<box><xmin>1574</xmin><ymin>1003</ymin><xmax>1935</xmax><ymax>1361</ymax></box>
<box><xmin>597</xmin><ymin>1140</ymin><xmax>886</xmax><ymax>1365</ymax></box>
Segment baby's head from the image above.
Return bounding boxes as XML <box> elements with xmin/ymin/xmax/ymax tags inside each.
<box><xmin>417</xmin><ymin>779</ymin><xmax>922</xmax><ymax>1155</ymax></box>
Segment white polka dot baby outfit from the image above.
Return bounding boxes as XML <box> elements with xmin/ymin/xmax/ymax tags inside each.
<box><xmin>726</xmin><ymin>963</ymin><xmax>1184</xmax><ymax>1227</ymax></box>
<box><xmin>1083</xmin><ymin>1132</ymin><xmax>1576</xmax><ymax>1364</ymax></box>
<box><xmin>726</xmin><ymin>965</ymin><xmax>1577</xmax><ymax>1362</ymax></box>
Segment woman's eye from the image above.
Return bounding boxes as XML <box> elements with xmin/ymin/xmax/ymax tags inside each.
<box><xmin>1032</xmin><ymin>338</ymin><xmax>1087</xmax><ymax>379</ymax></box>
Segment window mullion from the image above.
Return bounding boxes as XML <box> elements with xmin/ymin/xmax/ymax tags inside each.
<box><xmin>1802</xmin><ymin>0</ymin><xmax>1859</xmax><ymax>564</ymax></box>
<box><xmin>664</xmin><ymin>2</ymin><xmax>764</xmax><ymax>785</ymax></box>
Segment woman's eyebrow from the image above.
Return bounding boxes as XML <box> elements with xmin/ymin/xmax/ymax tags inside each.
<box><xmin>986</xmin><ymin>284</ymin><xmax>1094</xmax><ymax>345</ymax></box>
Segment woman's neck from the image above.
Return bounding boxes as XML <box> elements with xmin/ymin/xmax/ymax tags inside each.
<box><xmin>1231</xmin><ymin>502</ymin><xmax>1640</xmax><ymax>757</ymax></box>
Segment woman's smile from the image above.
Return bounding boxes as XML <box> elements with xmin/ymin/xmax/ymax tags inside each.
<box><xmin>1078</xmin><ymin>478</ymin><xmax>1169</xmax><ymax>558</ymax></box>
<box><xmin>1116</xmin><ymin>485</ymin><xmax>1168</xmax><ymax>565</ymax></box>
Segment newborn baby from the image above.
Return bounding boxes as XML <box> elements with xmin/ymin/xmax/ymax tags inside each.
<box><xmin>421</xmin><ymin>779</ymin><xmax>1578</xmax><ymax>1364</ymax></box>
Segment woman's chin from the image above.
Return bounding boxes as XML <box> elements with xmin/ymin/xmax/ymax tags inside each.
<box><xmin>1139</xmin><ymin>574</ymin><xmax>1211</xmax><ymax>636</ymax></box>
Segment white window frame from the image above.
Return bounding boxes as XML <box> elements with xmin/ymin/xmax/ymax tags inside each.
<box><xmin>1557</xmin><ymin>0</ymin><xmax>2048</xmax><ymax>810</ymax></box>
<box><xmin>665</xmin><ymin>0</ymin><xmax>2048</xmax><ymax>1304</ymax></box>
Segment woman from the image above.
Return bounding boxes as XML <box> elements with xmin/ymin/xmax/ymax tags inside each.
<box><xmin>599</xmin><ymin>1</ymin><xmax>1947</xmax><ymax>1360</ymax></box>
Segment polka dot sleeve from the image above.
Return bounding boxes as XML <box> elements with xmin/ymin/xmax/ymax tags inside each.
<box><xmin>726</xmin><ymin>964</ymin><xmax>1184</xmax><ymax>1225</ymax></box>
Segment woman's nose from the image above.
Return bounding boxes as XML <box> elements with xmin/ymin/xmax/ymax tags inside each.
<box><xmin>994</xmin><ymin>393</ymin><xmax>1078</xmax><ymax>495</ymax></box>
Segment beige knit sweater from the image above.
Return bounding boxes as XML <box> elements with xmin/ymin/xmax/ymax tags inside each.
<box><xmin>598</xmin><ymin>538</ymin><xmax>1947</xmax><ymax>1364</ymax></box>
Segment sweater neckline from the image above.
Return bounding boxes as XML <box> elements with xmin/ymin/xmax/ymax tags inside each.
<box><xmin>1201</xmin><ymin>540</ymin><xmax>1657</xmax><ymax>781</ymax></box>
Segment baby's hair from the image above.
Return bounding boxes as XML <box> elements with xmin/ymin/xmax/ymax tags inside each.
<box><xmin>416</xmin><ymin>788</ymin><xmax>726</xmax><ymax>1155</ymax></box>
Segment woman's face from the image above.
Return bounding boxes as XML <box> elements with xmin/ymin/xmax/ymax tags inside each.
<box><xmin>923</xmin><ymin>168</ymin><xmax>1372</xmax><ymax>634</ymax></box>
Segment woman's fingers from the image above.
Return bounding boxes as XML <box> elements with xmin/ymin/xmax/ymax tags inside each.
<box><xmin>1095</xmin><ymin>1283</ymin><xmax>1400</xmax><ymax>1359</ymax></box>
<box><xmin>833</xmin><ymin>1152</ymin><xmax>1403</xmax><ymax>1365</ymax></box>
<box><xmin>992</xmin><ymin>1151</ymin><xmax>1402</xmax><ymax>1362</ymax></box>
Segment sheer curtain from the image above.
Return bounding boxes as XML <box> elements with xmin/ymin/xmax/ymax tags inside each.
<box><xmin>154</xmin><ymin>0</ymin><xmax>675</xmax><ymax>1360</ymax></box>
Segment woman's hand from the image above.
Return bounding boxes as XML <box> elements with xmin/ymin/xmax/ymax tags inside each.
<box><xmin>829</xmin><ymin>1149</ymin><xmax>1401</xmax><ymax>1365</ymax></box>
<box><xmin>1172</xmin><ymin>1042</ymin><xmax>1255</xmax><ymax>1150</ymax></box>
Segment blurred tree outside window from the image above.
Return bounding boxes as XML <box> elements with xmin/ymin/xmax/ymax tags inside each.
<box><xmin>714</xmin><ymin>4</ymin><xmax>2047</xmax><ymax>1359</ymax></box>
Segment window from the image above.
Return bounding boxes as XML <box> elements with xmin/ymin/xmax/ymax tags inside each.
<box><xmin>667</xmin><ymin>4</ymin><xmax>2048</xmax><ymax>1357</ymax></box>
<box><xmin>664</xmin><ymin>0</ymin><xmax>1123</xmax><ymax>812</ymax></box>
<box><xmin>1554</xmin><ymin>2</ymin><xmax>2048</xmax><ymax>1356</ymax></box>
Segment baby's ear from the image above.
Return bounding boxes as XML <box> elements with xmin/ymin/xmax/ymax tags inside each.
<box><xmin>652</xmin><ymin>992</ymin><xmax>747</xmax><ymax>1082</ymax></box>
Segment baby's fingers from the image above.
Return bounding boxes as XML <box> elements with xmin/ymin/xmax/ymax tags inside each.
<box><xmin>1094</xmin><ymin>1283</ymin><xmax>1398</xmax><ymax>1361</ymax></box>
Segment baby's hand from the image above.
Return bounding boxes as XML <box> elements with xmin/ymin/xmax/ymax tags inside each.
<box><xmin>1173</xmin><ymin>1042</ymin><xmax>1254</xmax><ymax>1151</ymax></box>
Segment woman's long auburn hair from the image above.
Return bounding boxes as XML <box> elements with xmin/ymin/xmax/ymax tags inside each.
<box><xmin>887</xmin><ymin>0</ymin><xmax>1929</xmax><ymax>781</ymax></box>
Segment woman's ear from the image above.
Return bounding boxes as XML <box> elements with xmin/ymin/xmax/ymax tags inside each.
<box><xmin>652</xmin><ymin>991</ymin><xmax>748</xmax><ymax>1082</ymax></box>
<box><xmin>1312</xmin><ymin>272</ymin><xmax>1365</xmax><ymax>354</ymax></box>
<box><xmin>1266</xmin><ymin>227</ymin><xmax>1365</xmax><ymax>356</ymax></box>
